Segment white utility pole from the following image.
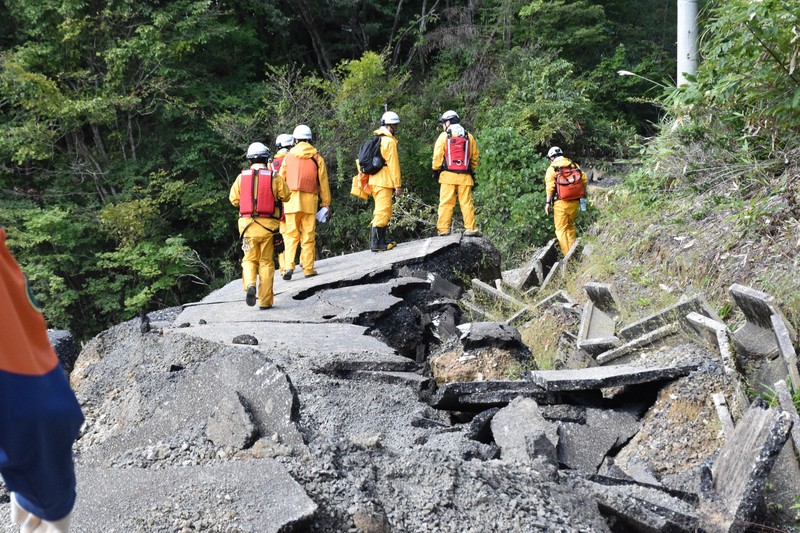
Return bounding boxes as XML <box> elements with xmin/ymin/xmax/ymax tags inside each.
<box><xmin>677</xmin><ymin>0</ymin><xmax>699</xmax><ymax>85</ymax></box>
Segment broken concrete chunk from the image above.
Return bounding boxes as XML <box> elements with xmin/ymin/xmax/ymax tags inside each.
<box><xmin>428</xmin><ymin>380</ymin><xmax>547</xmax><ymax>410</ymax></box>
<box><xmin>532</xmin><ymin>290</ymin><xmax>575</xmax><ymax>311</ymax></box>
<box><xmin>470</xmin><ymin>278</ymin><xmax>525</xmax><ymax>315</ymax></box>
<box><xmin>618</xmin><ymin>295</ymin><xmax>720</xmax><ymax>342</ymax></box>
<box><xmin>773</xmin><ymin>380</ymin><xmax>800</xmax><ymax>458</ymax></box>
<box><xmin>592</xmin><ymin>480</ymin><xmax>700</xmax><ymax>532</ymax></box>
<box><xmin>538</xmin><ymin>260</ymin><xmax>561</xmax><ymax>293</ymax></box>
<box><xmin>516</xmin><ymin>238</ymin><xmax>558</xmax><ymax>290</ymax></box>
<box><xmin>525</xmin><ymin>363</ymin><xmax>698</xmax><ymax>392</ymax></box>
<box><xmin>233</xmin><ymin>334</ymin><xmax>258</xmax><ymax>345</ymax></box>
<box><xmin>205</xmin><ymin>391</ymin><xmax>258</xmax><ymax>450</ymax></box>
<box><xmin>557</xmin><ymin>408</ymin><xmax>640</xmax><ymax>474</ymax></box>
<box><xmin>772</xmin><ymin>314</ymin><xmax>800</xmax><ymax>390</ymax></box>
<box><xmin>729</xmin><ymin>284</ymin><xmax>796</xmax><ymax>359</ymax></box>
<box><xmin>431</xmin><ymin>306</ymin><xmax>459</xmax><ymax>342</ymax></box>
<box><xmin>466</xmin><ymin>407</ymin><xmax>500</xmax><ymax>443</ymax></box>
<box><xmin>711</xmin><ymin>393</ymin><xmax>735</xmax><ymax>437</ymax></box>
<box><xmin>559</xmin><ymin>238</ymin><xmax>581</xmax><ymax>276</ymax></box>
<box><xmin>540</xmin><ymin>404</ymin><xmax>587</xmax><ymax>424</ymax></box>
<box><xmin>596</xmin><ymin>323</ymin><xmax>680</xmax><ymax>365</ymax></box>
<box><xmin>504</xmin><ymin>305</ymin><xmax>535</xmax><ymax>327</ymax></box>
<box><xmin>577</xmin><ymin>300</ymin><xmax>621</xmax><ymax>356</ymax></box>
<box><xmin>456</xmin><ymin>321</ymin><xmax>525</xmax><ymax>350</ymax></box>
<box><xmin>352</xmin><ymin>502</ymin><xmax>391</xmax><ymax>533</ymax></box>
<box><xmin>708</xmin><ymin>398</ymin><xmax>793</xmax><ymax>532</ymax></box>
<box><xmin>584</xmin><ymin>282</ymin><xmax>623</xmax><ymax>320</ymax></box>
<box><xmin>427</xmin><ymin>272</ymin><xmax>463</xmax><ymax>299</ymax></box>
<box><xmin>48</xmin><ymin>330</ymin><xmax>79</xmax><ymax>374</ymax></box>
<box><xmin>490</xmin><ymin>397</ymin><xmax>558</xmax><ymax>462</ymax></box>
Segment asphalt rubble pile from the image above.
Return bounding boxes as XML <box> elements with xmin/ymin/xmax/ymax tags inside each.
<box><xmin>1</xmin><ymin>234</ymin><xmax>798</xmax><ymax>533</ymax></box>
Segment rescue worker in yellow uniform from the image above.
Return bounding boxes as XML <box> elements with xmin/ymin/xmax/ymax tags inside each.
<box><xmin>432</xmin><ymin>110</ymin><xmax>481</xmax><ymax>236</ymax></box>
<box><xmin>278</xmin><ymin>125</ymin><xmax>331</xmax><ymax>279</ymax></box>
<box><xmin>369</xmin><ymin>111</ymin><xmax>402</xmax><ymax>251</ymax></box>
<box><xmin>544</xmin><ymin>146</ymin><xmax>588</xmax><ymax>255</ymax></box>
<box><xmin>229</xmin><ymin>142</ymin><xmax>291</xmax><ymax>309</ymax></box>
<box><xmin>271</xmin><ymin>133</ymin><xmax>294</xmax><ymax>277</ymax></box>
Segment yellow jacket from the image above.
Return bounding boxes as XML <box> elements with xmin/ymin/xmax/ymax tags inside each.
<box><xmin>229</xmin><ymin>163</ymin><xmax>292</xmax><ymax>236</ymax></box>
<box><xmin>545</xmin><ymin>156</ymin><xmax>588</xmax><ymax>201</ymax></box>
<box><xmin>432</xmin><ymin>130</ymin><xmax>480</xmax><ymax>186</ymax></box>
<box><xmin>368</xmin><ymin>127</ymin><xmax>401</xmax><ymax>189</ymax></box>
<box><xmin>278</xmin><ymin>142</ymin><xmax>331</xmax><ymax>214</ymax></box>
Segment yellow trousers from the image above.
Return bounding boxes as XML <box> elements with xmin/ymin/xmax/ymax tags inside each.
<box><xmin>371</xmin><ymin>186</ymin><xmax>394</xmax><ymax>228</ymax></box>
<box><xmin>283</xmin><ymin>211</ymin><xmax>317</xmax><ymax>275</ymax></box>
<box><xmin>277</xmin><ymin>220</ymin><xmax>287</xmax><ymax>274</ymax></box>
<box><xmin>553</xmin><ymin>200</ymin><xmax>579</xmax><ymax>255</ymax></box>
<box><xmin>241</xmin><ymin>234</ymin><xmax>276</xmax><ymax>307</ymax></box>
<box><xmin>438</xmin><ymin>183</ymin><xmax>476</xmax><ymax>233</ymax></box>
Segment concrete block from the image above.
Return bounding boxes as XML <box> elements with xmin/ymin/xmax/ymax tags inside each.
<box><xmin>772</xmin><ymin>314</ymin><xmax>800</xmax><ymax>390</ymax></box>
<box><xmin>456</xmin><ymin>321</ymin><xmax>525</xmax><ymax>350</ymax></box>
<box><xmin>711</xmin><ymin>393</ymin><xmax>735</xmax><ymax>437</ymax></box>
<box><xmin>773</xmin><ymin>380</ymin><xmax>800</xmax><ymax>457</ymax></box>
<box><xmin>428</xmin><ymin>380</ymin><xmax>548</xmax><ymax>410</ymax></box>
<box><xmin>352</xmin><ymin>370</ymin><xmax>433</xmax><ymax>393</ymax></box>
<box><xmin>559</xmin><ymin>238</ymin><xmax>581</xmax><ymax>276</ymax></box>
<box><xmin>532</xmin><ymin>290</ymin><xmax>575</xmax><ymax>311</ymax></box>
<box><xmin>504</xmin><ymin>306</ymin><xmax>535</xmax><ymax>327</ymax></box>
<box><xmin>584</xmin><ymin>282</ymin><xmax>623</xmax><ymax>320</ymax></box>
<box><xmin>618</xmin><ymin>295</ymin><xmax>720</xmax><ymax>342</ymax></box>
<box><xmin>205</xmin><ymin>391</ymin><xmax>258</xmax><ymax>450</ymax></box>
<box><xmin>557</xmin><ymin>408</ymin><xmax>640</xmax><ymax>473</ymax></box>
<box><xmin>729</xmin><ymin>284</ymin><xmax>796</xmax><ymax>359</ymax></box>
<box><xmin>47</xmin><ymin>330</ymin><xmax>79</xmax><ymax>374</ymax></box>
<box><xmin>686</xmin><ymin>312</ymin><xmax>749</xmax><ymax>420</ymax></box>
<box><xmin>427</xmin><ymin>272</ymin><xmax>463</xmax><ymax>299</ymax></box>
<box><xmin>459</xmin><ymin>297</ymin><xmax>492</xmax><ymax>322</ymax></box>
<box><xmin>596</xmin><ymin>323</ymin><xmax>680</xmax><ymax>365</ymax></box>
<box><xmin>525</xmin><ymin>363</ymin><xmax>699</xmax><ymax>392</ymax></box>
<box><xmin>593</xmin><ymin>481</ymin><xmax>700</xmax><ymax>533</ymax></box>
<box><xmin>577</xmin><ymin>300</ymin><xmax>621</xmax><ymax>356</ymax></box>
<box><xmin>490</xmin><ymin>397</ymin><xmax>558</xmax><ymax>462</ymax></box>
<box><xmin>710</xmin><ymin>398</ymin><xmax>793</xmax><ymax>532</ymax></box>
<box><xmin>471</xmin><ymin>278</ymin><xmax>525</xmax><ymax>315</ymax></box>
<box><xmin>517</xmin><ymin>239</ymin><xmax>558</xmax><ymax>290</ymax></box>
<box><xmin>539</xmin><ymin>260</ymin><xmax>561</xmax><ymax>293</ymax></box>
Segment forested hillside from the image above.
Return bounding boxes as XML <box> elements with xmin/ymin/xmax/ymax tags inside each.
<box><xmin>2</xmin><ymin>0</ymin><xmax>796</xmax><ymax>342</ymax></box>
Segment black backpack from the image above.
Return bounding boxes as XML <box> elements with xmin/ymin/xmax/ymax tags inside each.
<box><xmin>357</xmin><ymin>135</ymin><xmax>385</xmax><ymax>175</ymax></box>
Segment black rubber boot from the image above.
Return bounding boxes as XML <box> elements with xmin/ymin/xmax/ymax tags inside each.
<box><xmin>376</xmin><ymin>226</ymin><xmax>396</xmax><ymax>251</ymax></box>
<box><xmin>370</xmin><ymin>226</ymin><xmax>381</xmax><ymax>252</ymax></box>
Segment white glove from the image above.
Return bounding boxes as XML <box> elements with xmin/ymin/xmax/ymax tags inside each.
<box><xmin>10</xmin><ymin>493</ymin><xmax>71</xmax><ymax>533</ymax></box>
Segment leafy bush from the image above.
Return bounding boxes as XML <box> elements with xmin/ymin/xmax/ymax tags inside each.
<box><xmin>473</xmin><ymin>127</ymin><xmax>551</xmax><ymax>265</ymax></box>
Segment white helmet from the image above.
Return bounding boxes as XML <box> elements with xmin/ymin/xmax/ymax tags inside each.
<box><xmin>292</xmin><ymin>124</ymin><xmax>312</xmax><ymax>141</ymax></box>
<box><xmin>380</xmin><ymin>111</ymin><xmax>400</xmax><ymax>125</ymax></box>
<box><xmin>547</xmin><ymin>146</ymin><xmax>563</xmax><ymax>159</ymax></box>
<box><xmin>439</xmin><ymin>110</ymin><xmax>460</xmax><ymax>124</ymax></box>
<box><xmin>275</xmin><ymin>134</ymin><xmax>294</xmax><ymax>148</ymax></box>
<box><xmin>246</xmin><ymin>142</ymin><xmax>270</xmax><ymax>160</ymax></box>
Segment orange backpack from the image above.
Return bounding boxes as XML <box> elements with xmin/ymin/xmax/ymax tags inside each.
<box><xmin>554</xmin><ymin>163</ymin><xmax>585</xmax><ymax>201</ymax></box>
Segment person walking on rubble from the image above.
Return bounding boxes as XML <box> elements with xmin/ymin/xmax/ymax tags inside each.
<box><xmin>544</xmin><ymin>146</ymin><xmax>588</xmax><ymax>255</ymax></box>
<box><xmin>229</xmin><ymin>142</ymin><xmax>291</xmax><ymax>309</ymax></box>
<box><xmin>0</xmin><ymin>226</ymin><xmax>85</xmax><ymax>533</ymax></box>
<box><xmin>432</xmin><ymin>110</ymin><xmax>481</xmax><ymax>237</ymax></box>
<box><xmin>365</xmin><ymin>111</ymin><xmax>403</xmax><ymax>251</ymax></box>
<box><xmin>278</xmin><ymin>125</ymin><xmax>331</xmax><ymax>278</ymax></box>
<box><xmin>271</xmin><ymin>133</ymin><xmax>295</xmax><ymax>278</ymax></box>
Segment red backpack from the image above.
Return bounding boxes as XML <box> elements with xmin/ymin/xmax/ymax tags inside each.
<box><xmin>554</xmin><ymin>163</ymin><xmax>585</xmax><ymax>201</ymax></box>
<box><xmin>239</xmin><ymin>168</ymin><xmax>277</xmax><ymax>218</ymax></box>
<box><xmin>444</xmin><ymin>132</ymin><xmax>471</xmax><ymax>173</ymax></box>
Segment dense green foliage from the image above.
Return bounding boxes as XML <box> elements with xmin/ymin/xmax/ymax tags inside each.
<box><xmin>1</xmin><ymin>0</ymin><xmax>680</xmax><ymax>339</ymax></box>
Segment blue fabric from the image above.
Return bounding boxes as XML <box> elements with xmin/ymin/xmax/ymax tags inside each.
<box><xmin>0</xmin><ymin>365</ymin><xmax>84</xmax><ymax>521</ymax></box>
